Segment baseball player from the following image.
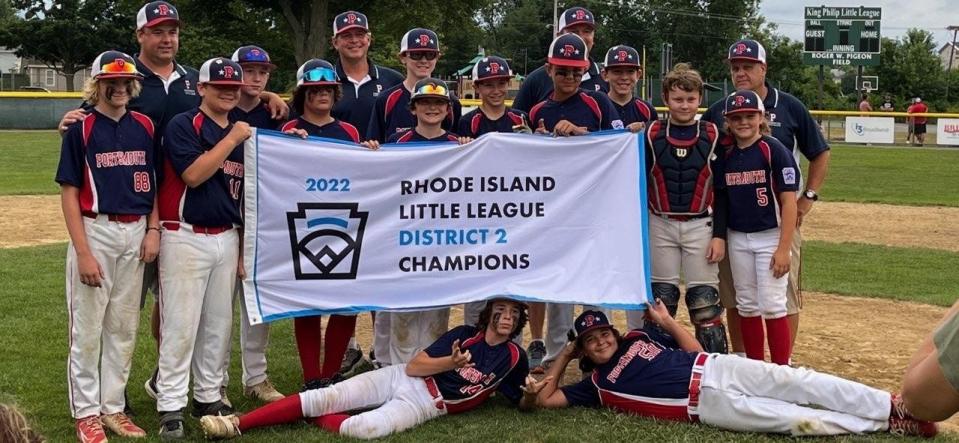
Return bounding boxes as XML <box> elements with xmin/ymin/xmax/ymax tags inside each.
<box><xmin>908</xmin><ymin>98</ymin><xmax>929</xmax><ymax>146</ymax></box>
<box><xmin>601</xmin><ymin>45</ymin><xmax>658</xmax><ymax>132</ymax></box>
<box><xmin>386</xmin><ymin>78</ymin><xmax>471</xmax><ymax>144</ymax></box>
<box><xmin>532</xmin><ymin>308</ymin><xmax>939</xmax><ymax>438</ymax></box>
<box><xmin>456</xmin><ymin>55</ymin><xmax>530</xmax><ymax>140</ymax></box>
<box><xmin>365</xmin><ymin>28</ymin><xmax>462</xmax><ymax>143</ymax></box>
<box><xmin>58</xmin><ymin>50</ymin><xmax>157</xmax><ymax>443</ymax></box>
<box><xmin>630</xmin><ymin>63</ymin><xmax>727</xmax><ymax>354</ymax></box>
<box><xmin>512</xmin><ymin>5</ymin><xmax>608</xmax><ymax>112</ymax></box>
<box><xmin>700</xmin><ymin>39</ymin><xmax>830</xmax><ymax>359</ymax></box>
<box><xmin>199</xmin><ymin>299</ymin><xmax>534</xmax><ymax>440</ymax></box>
<box><xmin>714</xmin><ymin>90</ymin><xmax>798</xmax><ymax>365</ymax></box>
<box><xmin>153</xmin><ymin>57</ymin><xmax>251</xmax><ymax>438</ymax></box>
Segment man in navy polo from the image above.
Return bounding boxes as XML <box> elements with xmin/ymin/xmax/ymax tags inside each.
<box><xmin>512</xmin><ymin>6</ymin><xmax>609</xmax><ymax>113</ymax></box>
<box><xmin>700</xmin><ymin>39</ymin><xmax>831</xmax><ymax>358</ymax></box>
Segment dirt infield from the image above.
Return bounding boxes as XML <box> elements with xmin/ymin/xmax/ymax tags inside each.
<box><xmin>0</xmin><ymin>195</ymin><xmax>66</xmax><ymax>248</ymax></box>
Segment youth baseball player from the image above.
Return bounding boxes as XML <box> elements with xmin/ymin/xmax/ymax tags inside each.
<box><xmin>199</xmin><ymin>299</ymin><xmax>534</xmax><ymax>440</ymax></box>
<box><xmin>601</xmin><ymin>45</ymin><xmax>657</xmax><ymax>132</ymax></box>
<box><xmin>456</xmin><ymin>55</ymin><xmax>530</xmax><ymax>142</ymax></box>
<box><xmin>58</xmin><ymin>50</ymin><xmax>157</xmax><ymax>443</ymax></box>
<box><xmin>154</xmin><ymin>57</ymin><xmax>251</xmax><ymax>438</ymax></box>
<box><xmin>532</xmin><ymin>308</ymin><xmax>939</xmax><ymax>438</ymax></box>
<box><xmin>386</xmin><ymin>77</ymin><xmax>471</xmax><ymax>144</ymax></box>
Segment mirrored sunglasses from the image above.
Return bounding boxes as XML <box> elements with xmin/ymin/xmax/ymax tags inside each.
<box><xmin>303</xmin><ymin>67</ymin><xmax>338</xmax><ymax>83</ymax></box>
<box><xmin>101</xmin><ymin>59</ymin><xmax>137</xmax><ymax>75</ymax></box>
<box><xmin>415</xmin><ymin>83</ymin><xmax>447</xmax><ymax>96</ymax></box>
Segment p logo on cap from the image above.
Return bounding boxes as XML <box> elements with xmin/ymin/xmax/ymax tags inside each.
<box><xmin>332</xmin><ymin>10</ymin><xmax>369</xmax><ymax>36</ymax></box>
<box><xmin>727</xmin><ymin>39</ymin><xmax>767</xmax><ymax>65</ymax></box>
<box><xmin>604</xmin><ymin>45</ymin><xmax>640</xmax><ymax>68</ymax></box>
<box><xmin>136</xmin><ymin>1</ymin><xmax>179</xmax><ymax>30</ymax></box>
<box><xmin>472</xmin><ymin>56</ymin><xmax>513</xmax><ymax>83</ymax></box>
<box><xmin>558</xmin><ymin>6</ymin><xmax>595</xmax><ymax>32</ymax></box>
<box><xmin>547</xmin><ymin>33</ymin><xmax>589</xmax><ymax>68</ymax></box>
<box><xmin>573</xmin><ymin>310</ymin><xmax>613</xmax><ymax>340</ymax></box>
<box><xmin>400</xmin><ymin>28</ymin><xmax>439</xmax><ymax>53</ymax></box>
<box><xmin>198</xmin><ymin>57</ymin><xmax>244</xmax><ymax>86</ymax></box>
<box><xmin>723</xmin><ymin>90</ymin><xmax>765</xmax><ymax>115</ymax></box>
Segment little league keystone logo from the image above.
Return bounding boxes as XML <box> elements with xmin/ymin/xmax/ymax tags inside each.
<box><xmin>287</xmin><ymin>203</ymin><xmax>368</xmax><ymax>280</ymax></box>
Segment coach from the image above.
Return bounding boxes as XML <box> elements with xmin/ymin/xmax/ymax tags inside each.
<box><xmin>701</xmin><ymin>39</ymin><xmax>830</xmax><ymax>357</ymax></box>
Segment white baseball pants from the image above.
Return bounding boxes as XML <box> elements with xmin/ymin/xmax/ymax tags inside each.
<box><xmin>222</xmin><ymin>280</ymin><xmax>271</xmax><ymax>387</ymax></box>
<box><xmin>727</xmin><ymin>228</ymin><xmax>789</xmax><ymax>319</ymax></box>
<box><xmin>373</xmin><ymin>311</ymin><xmax>392</xmax><ymax>365</ymax></box>
<box><xmin>66</xmin><ymin>216</ymin><xmax>145</xmax><ymax>418</ymax></box>
<box><xmin>386</xmin><ymin>308</ymin><xmax>450</xmax><ymax>364</ymax></box>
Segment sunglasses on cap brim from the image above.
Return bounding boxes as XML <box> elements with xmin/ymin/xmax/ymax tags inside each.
<box><xmin>99</xmin><ymin>59</ymin><xmax>140</xmax><ymax>77</ymax></box>
<box><xmin>405</xmin><ymin>51</ymin><xmax>438</xmax><ymax>61</ymax></box>
<box><xmin>302</xmin><ymin>67</ymin><xmax>338</xmax><ymax>83</ymax></box>
<box><xmin>414</xmin><ymin>83</ymin><xmax>448</xmax><ymax>97</ymax></box>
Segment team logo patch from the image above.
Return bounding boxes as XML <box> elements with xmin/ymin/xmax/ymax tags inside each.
<box><xmin>782</xmin><ymin>167</ymin><xmax>797</xmax><ymax>185</ymax></box>
<box><xmin>582</xmin><ymin>314</ymin><xmax>597</xmax><ymax>327</ymax></box>
<box><xmin>611</xmin><ymin>119</ymin><xmax>624</xmax><ymax>130</ymax></box>
<box><xmin>616</xmin><ymin>50</ymin><xmax>628</xmax><ymax>62</ymax></box>
<box><xmin>346</xmin><ymin>13</ymin><xmax>358</xmax><ymax>24</ymax></box>
<box><xmin>418</xmin><ymin>34</ymin><xmax>431</xmax><ymax>47</ymax></box>
<box><xmin>157</xmin><ymin>4</ymin><xmax>170</xmax><ymax>15</ymax></box>
<box><xmin>488</xmin><ymin>62</ymin><xmax>500</xmax><ymax>74</ymax></box>
<box><xmin>287</xmin><ymin>203</ymin><xmax>369</xmax><ymax>280</ymax></box>
<box><xmin>575</xmin><ymin>9</ymin><xmax>586</xmax><ymax>20</ymax></box>
<box><xmin>222</xmin><ymin>65</ymin><xmax>235</xmax><ymax>78</ymax></box>
<box><xmin>562</xmin><ymin>44</ymin><xmax>575</xmax><ymax>57</ymax></box>
<box><xmin>733</xmin><ymin>43</ymin><xmax>750</xmax><ymax>55</ymax></box>
<box><xmin>675</xmin><ymin>147</ymin><xmax>688</xmax><ymax>158</ymax></box>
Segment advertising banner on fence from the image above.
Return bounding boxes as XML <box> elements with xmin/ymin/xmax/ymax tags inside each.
<box><xmin>937</xmin><ymin>118</ymin><xmax>959</xmax><ymax>146</ymax></box>
<box><xmin>242</xmin><ymin>130</ymin><xmax>651</xmax><ymax>324</ymax></box>
<box><xmin>844</xmin><ymin>117</ymin><xmax>895</xmax><ymax>143</ymax></box>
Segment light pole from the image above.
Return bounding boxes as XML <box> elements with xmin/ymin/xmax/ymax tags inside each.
<box><xmin>948</xmin><ymin>25</ymin><xmax>959</xmax><ymax>71</ymax></box>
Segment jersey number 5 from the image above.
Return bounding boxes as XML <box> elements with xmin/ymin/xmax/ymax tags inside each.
<box><xmin>756</xmin><ymin>188</ymin><xmax>769</xmax><ymax>207</ymax></box>
<box><xmin>133</xmin><ymin>171</ymin><xmax>151</xmax><ymax>193</ymax></box>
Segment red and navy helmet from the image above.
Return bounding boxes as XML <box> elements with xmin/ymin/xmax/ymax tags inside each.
<box><xmin>604</xmin><ymin>45</ymin><xmax>641</xmax><ymax>69</ymax></box>
<box><xmin>574</xmin><ymin>310</ymin><xmax>613</xmax><ymax>340</ymax></box>
<box><xmin>332</xmin><ymin>10</ymin><xmax>369</xmax><ymax>36</ymax></box>
<box><xmin>472</xmin><ymin>56</ymin><xmax>513</xmax><ymax>83</ymax></box>
<box><xmin>727</xmin><ymin>39</ymin><xmax>767</xmax><ymax>65</ymax></box>
<box><xmin>198</xmin><ymin>57</ymin><xmax>244</xmax><ymax>86</ymax></box>
<box><xmin>295</xmin><ymin>59</ymin><xmax>339</xmax><ymax>87</ymax></box>
<box><xmin>400</xmin><ymin>28</ymin><xmax>439</xmax><ymax>53</ymax></box>
<box><xmin>231</xmin><ymin>45</ymin><xmax>276</xmax><ymax>71</ymax></box>
<box><xmin>91</xmin><ymin>51</ymin><xmax>142</xmax><ymax>80</ymax></box>
<box><xmin>558</xmin><ymin>6</ymin><xmax>595</xmax><ymax>32</ymax></box>
<box><xmin>723</xmin><ymin>90</ymin><xmax>765</xmax><ymax>115</ymax></box>
<box><xmin>136</xmin><ymin>1</ymin><xmax>179</xmax><ymax>31</ymax></box>
<box><xmin>410</xmin><ymin>77</ymin><xmax>451</xmax><ymax>103</ymax></box>
<box><xmin>547</xmin><ymin>33</ymin><xmax>589</xmax><ymax>69</ymax></box>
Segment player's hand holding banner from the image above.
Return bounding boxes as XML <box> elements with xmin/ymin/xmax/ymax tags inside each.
<box><xmin>242</xmin><ymin>130</ymin><xmax>651</xmax><ymax>324</ymax></box>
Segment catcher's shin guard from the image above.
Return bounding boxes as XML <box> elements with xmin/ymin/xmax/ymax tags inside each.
<box><xmin>686</xmin><ymin>285</ymin><xmax>729</xmax><ymax>353</ymax></box>
<box><xmin>652</xmin><ymin>283</ymin><xmax>681</xmax><ymax>317</ymax></box>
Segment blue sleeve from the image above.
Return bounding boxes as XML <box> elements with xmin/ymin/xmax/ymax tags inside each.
<box><xmin>385</xmin><ymin>131</ymin><xmax>403</xmax><ymax>144</ymax></box>
<box><xmin>457</xmin><ymin>113</ymin><xmax>471</xmax><ymax>138</ymax></box>
<box><xmin>55</xmin><ymin>123</ymin><xmax>85</xmax><ymax>187</ymax></box>
<box><xmin>162</xmin><ymin>115</ymin><xmax>204</xmax><ymax>177</ymax></box>
<box><xmin>366</xmin><ymin>95</ymin><xmax>386</xmax><ymax>142</ymax></box>
<box><xmin>512</xmin><ymin>67</ymin><xmax>545</xmax><ymax>113</ymax></box>
<box><xmin>769</xmin><ymin>138</ymin><xmax>800</xmax><ymax>192</ymax></box>
<box><xmin>790</xmin><ymin>98</ymin><xmax>829</xmax><ymax>160</ymax></box>
<box><xmin>497</xmin><ymin>351</ymin><xmax>530</xmax><ymax>405</ymax></box>
<box><xmin>595</xmin><ymin>93</ymin><xmax>623</xmax><ymax>130</ymax></box>
<box><xmin>712</xmin><ymin>149</ymin><xmax>727</xmax><ymax>189</ymax></box>
<box><xmin>424</xmin><ymin>326</ymin><xmax>469</xmax><ymax>358</ymax></box>
<box><xmin>560</xmin><ymin>377</ymin><xmax>601</xmax><ymax>407</ymax></box>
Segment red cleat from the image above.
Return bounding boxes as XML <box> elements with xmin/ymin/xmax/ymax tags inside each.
<box><xmin>888</xmin><ymin>416</ymin><xmax>938</xmax><ymax>438</ymax></box>
<box><xmin>76</xmin><ymin>415</ymin><xmax>108</xmax><ymax>443</ymax></box>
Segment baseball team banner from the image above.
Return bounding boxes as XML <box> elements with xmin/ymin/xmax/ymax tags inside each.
<box><xmin>242</xmin><ymin>130</ymin><xmax>651</xmax><ymax>324</ymax></box>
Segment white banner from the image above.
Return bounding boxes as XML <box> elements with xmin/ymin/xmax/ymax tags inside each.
<box><xmin>844</xmin><ymin>117</ymin><xmax>895</xmax><ymax>144</ymax></box>
<box><xmin>937</xmin><ymin>118</ymin><xmax>959</xmax><ymax>146</ymax></box>
<box><xmin>242</xmin><ymin>130</ymin><xmax>651</xmax><ymax>324</ymax></box>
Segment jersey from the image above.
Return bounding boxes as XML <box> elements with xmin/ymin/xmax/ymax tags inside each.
<box><xmin>387</xmin><ymin>129</ymin><xmax>458</xmax><ymax>143</ymax></box>
<box><xmin>423</xmin><ymin>325</ymin><xmax>528</xmax><ymax>413</ymax></box>
<box><xmin>366</xmin><ymin>83</ymin><xmax>463</xmax><ymax>142</ymax></box>
<box><xmin>529</xmin><ymin>90</ymin><xmax>624</xmax><ymax>133</ymax></box>
<box><xmin>229</xmin><ymin>100</ymin><xmax>282</xmax><ymax>130</ymax></box>
<box><xmin>714</xmin><ymin>135</ymin><xmax>799</xmax><ymax>233</ymax></box>
<box><xmin>613</xmin><ymin>97</ymin><xmax>658</xmax><ymax>128</ymax></box>
<box><xmin>560</xmin><ymin>328</ymin><xmax>700</xmax><ymax>421</ymax></box>
<box><xmin>456</xmin><ymin>107</ymin><xmax>528</xmax><ymax>138</ymax></box>
<box><xmin>129</xmin><ymin>56</ymin><xmax>200</xmax><ymax>135</ymax></box>
<box><xmin>908</xmin><ymin>102</ymin><xmax>929</xmax><ymax>124</ymax></box>
<box><xmin>55</xmin><ymin>110</ymin><xmax>156</xmax><ymax>216</ymax></box>
<box><xmin>279</xmin><ymin>118</ymin><xmax>360</xmax><ymax>143</ymax></box>
<box><xmin>159</xmin><ymin>109</ymin><xmax>244</xmax><ymax>227</ymax></box>
<box><xmin>646</xmin><ymin>120</ymin><xmax>719</xmax><ymax>216</ymax></box>
<box><xmin>332</xmin><ymin>59</ymin><xmax>405</xmax><ymax>137</ymax></box>
<box><xmin>512</xmin><ymin>60</ymin><xmax>609</xmax><ymax>113</ymax></box>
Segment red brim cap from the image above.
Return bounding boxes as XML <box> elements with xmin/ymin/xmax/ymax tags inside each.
<box><xmin>547</xmin><ymin>57</ymin><xmax>589</xmax><ymax>68</ymax></box>
<box><xmin>141</xmin><ymin>17</ymin><xmax>179</xmax><ymax>29</ymax></box>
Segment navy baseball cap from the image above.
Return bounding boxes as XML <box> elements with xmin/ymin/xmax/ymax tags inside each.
<box><xmin>136</xmin><ymin>1</ymin><xmax>179</xmax><ymax>30</ymax></box>
<box><xmin>723</xmin><ymin>90</ymin><xmax>765</xmax><ymax>115</ymax></box>
<box><xmin>91</xmin><ymin>51</ymin><xmax>142</xmax><ymax>80</ymax></box>
<box><xmin>410</xmin><ymin>77</ymin><xmax>451</xmax><ymax>102</ymax></box>
<box><xmin>198</xmin><ymin>57</ymin><xmax>244</xmax><ymax>86</ymax></box>
<box><xmin>231</xmin><ymin>45</ymin><xmax>276</xmax><ymax>71</ymax></box>
<box><xmin>604</xmin><ymin>45</ymin><xmax>641</xmax><ymax>68</ymax></box>
<box><xmin>400</xmin><ymin>28</ymin><xmax>439</xmax><ymax>53</ymax></box>
<box><xmin>558</xmin><ymin>6</ymin><xmax>595</xmax><ymax>31</ymax></box>
<box><xmin>727</xmin><ymin>39</ymin><xmax>767</xmax><ymax>65</ymax></box>
<box><xmin>574</xmin><ymin>310</ymin><xmax>613</xmax><ymax>340</ymax></box>
<box><xmin>472</xmin><ymin>56</ymin><xmax>513</xmax><ymax>83</ymax></box>
<box><xmin>547</xmin><ymin>33</ymin><xmax>589</xmax><ymax>68</ymax></box>
<box><xmin>333</xmin><ymin>11</ymin><xmax>369</xmax><ymax>36</ymax></box>
<box><xmin>296</xmin><ymin>59</ymin><xmax>339</xmax><ymax>87</ymax></box>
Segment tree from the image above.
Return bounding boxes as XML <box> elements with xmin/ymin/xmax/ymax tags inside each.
<box><xmin>874</xmin><ymin>29</ymin><xmax>949</xmax><ymax>111</ymax></box>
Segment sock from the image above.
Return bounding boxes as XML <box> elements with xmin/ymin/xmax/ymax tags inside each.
<box><xmin>294</xmin><ymin>315</ymin><xmax>324</xmax><ymax>381</ymax></box>
<box><xmin>312</xmin><ymin>414</ymin><xmax>350</xmax><ymax>434</ymax></box>
<box><xmin>321</xmin><ymin>315</ymin><xmax>358</xmax><ymax>378</ymax></box>
<box><xmin>239</xmin><ymin>394</ymin><xmax>303</xmax><ymax>431</ymax></box>
<box><xmin>765</xmin><ymin>317</ymin><xmax>792</xmax><ymax>365</ymax></box>
<box><xmin>739</xmin><ymin>315</ymin><xmax>766</xmax><ymax>361</ymax></box>
<box><xmin>348</xmin><ymin>336</ymin><xmax>358</xmax><ymax>350</ymax></box>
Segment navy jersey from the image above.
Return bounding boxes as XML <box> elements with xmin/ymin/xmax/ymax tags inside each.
<box><xmin>560</xmin><ymin>328</ymin><xmax>701</xmax><ymax>421</ymax></box>
<box><xmin>714</xmin><ymin>135</ymin><xmax>800</xmax><ymax>233</ymax></box>
<box><xmin>279</xmin><ymin>118</ymin><xmax>360</xmax><ymax>143</ymax></box>
<box><xmin>159</xmin><ymin>109</ymin><xmax>244</xmax><ymax>227</ymax></box>
<box><xmin>366</xmin><ymin>83</ymin><xmax>463</xmax><ymax>142</ymax></box>
<box><xmin>701</xmin><ymin>83</ymin><xmax>828</xmax><ymax>190</ymax></box>
<box><xmin>613</xmin><ymin>97</ymin><xmax>658</xmax><ymax>128</ymax></box>
<box><xmin>229</xmin><ymin>100</ymin><xmax>282</xmax><ymax>130</ymax></box>
<box><xmin>55</xmin><ymin>110</ymin><xmax>156</xmax><ymax>215</ymax></box>
<box><xmin>457</xmin><ymin>108</ymin><xmax>529</xmax><ymax>138</ymax></box>
<box><xmin>512</xmin><ymin>60</ymin><xmax>608</xmax><ymax>113</ymax></box>
<box><xmin>387</xmin><ymin>129</ymin><xmax>458</xmax><ymax>143</ymax></box>
<box><xmin>129</xmin><ymin>57</ymin><xmax>200</xmax><ymax>135</ymax></box>
<box><xmin>528</xmin><ymin>90</ymin><xmax>624</xmax><ymax>133</ymax></box>
<box><xmin>332</xmin><ymin>60</ymin><xmax>404</xmax><ymax>137</ymax></box>
<box><xmin>424</xmin><ymin>325</ymin><xmax>528</xmax><ymax>413</ymax></box>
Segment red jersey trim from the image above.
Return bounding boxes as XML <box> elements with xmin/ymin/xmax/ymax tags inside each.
<box><xmin>339</xmin><ymin>121</ymin><xmax>361</xmax><ymax>143</ymax></box>
<box><xmin>130</xmin><ymin>111</ymin><xmax>155</xmax><ymax>139</ymax></box>
<box><xmin>384</xmin><ymin>89</ymin><xmax>405</xmax><ymax>121</ymax></box>
<box><xmin>578</xmin><ymin>92</ymin><xmax>603</xmax><ymax>124</ymax></box>
<box><xmin>280</xmin><ymin>120</ymin><xmax>298</xmax><ymax>132</ymax></box>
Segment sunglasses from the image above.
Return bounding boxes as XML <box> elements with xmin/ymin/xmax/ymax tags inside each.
<box><xmin>303</xmin><ymin>67</ymin><xmax>338</xmax><ymax>83</ymax></box>
<box><xmin>553</xmin><ymin>69</ymin><xmax>585</xmax><ymax>79</ymax></box>
<box><xmin>101</xmin><ymin>59</ymin><xmax>137</xmax><ymax>75</ymax></box>
<box><xmin>407</xmin><ymin>51</ymin><xmax>438</xmax><ymax>61</ymax></box>
<box><xmin>415</xmin><ymin>83</ymin><xmax>447</xmax><ymax>96</ymax></box>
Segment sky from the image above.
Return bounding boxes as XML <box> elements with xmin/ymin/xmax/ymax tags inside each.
<box><xmin>759</xmin><ymin>0</ymin><xmax>957</xmax><ymax>50</ymax></box>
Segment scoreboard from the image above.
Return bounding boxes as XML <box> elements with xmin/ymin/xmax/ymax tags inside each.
<box><xmin>803</xmin><ymin>6</ymin><xmax>881</xmax><ymax>66</ymax></box>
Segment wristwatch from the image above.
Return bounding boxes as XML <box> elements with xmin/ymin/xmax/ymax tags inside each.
<box><xmin>803</xmin><ymin>189</ymin><xmax>819</xmax><ymax>201</ymax></box>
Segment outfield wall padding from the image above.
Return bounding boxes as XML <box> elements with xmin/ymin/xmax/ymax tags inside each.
<box><xmin>0</xmin><ymin>98</ymin><xmax>80</xmax><ymax>129</ymax></box>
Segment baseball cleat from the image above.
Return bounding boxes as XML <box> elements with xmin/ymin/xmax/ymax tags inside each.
<box><xmin>200</xmin><ymin>414</ymin><xmax>241</xmax><ymax>440</ymax></box>
<box><xmin>889</xmin><ymin>393</ymin><xmax>914</xmax><ymax>420</ymax></box>
<box><xmin>888</xmin><ymin>417</ymin><xmax>938</xmax><ymax>438</ymax></box>
<box><xmin>100</xmin><ymin>412</ymin><xmax>146</xmax><ymax>438</ymax></box>
<box><xmin>76</xmin><ymin>415</ymin><xmax>108</xmax><ymax>443</ymax></box>
<box><xmin>527</xmin><ymin>340</ymin><xmax>546</xmax><ymax>374</ymax></box>
<box><xmin>191</xmin><ymin>399</ymin><xmax>235</xmax><ymax>418</ymax></box>
<box><xmin>219</xmin><ymin>386</ymin><xmax>232</xmax><ymax>408</ymax></box>
<box><xmin>144</xmin><ymin>369</ymin><xmax>159</xmax><ymax>400</ymax></box>
<box><xmin>243</xmin><ymin>379</ymin><xmax>284</xmax><ymax>403</ymax></box>
<box><xmin>158</xmin><ymin>411</ymin><xmax>185</xmax><ymax>440</ymax></box>
<box><xmin>339</xmin><ymin>347</ymin><xmax>363</xmax><ymax>373</ymax></box>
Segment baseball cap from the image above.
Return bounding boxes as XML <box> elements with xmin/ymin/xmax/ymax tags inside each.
<box><xmin>723</xmin><ymin>90</ymin><xmax>765</xmax><ymax>115</ymax></box>
<box><xmin>547</xmin><ymin>33</ymin><xmax>589</xmax><ymax>69</ymax></box>
<box><xmin>295</xmin><ymin>59</ymin><xmax>339</xmax><ymax>87</ymax></box>
<box><xmin>472</xmin><ymin>56</ymin><xmax>513</xmax><ymax>83</ymax></box>
<box><xmin>727</xmin><ymin>39</ymin><xmax>767</xmax><ymax>65</ymax></box>
<box><xmin>198</xmin><ymin>57</ymin><xmax>244</xmax><ymax>86</ymax></box>
<box><xmin>915</xmin><ymin>97</ymin><xmax>922</xmax><ymax>103</ymax></box>
<box><xmin>558</xmin><ymin>6</ymin><xmax>595</xmax><ymax>32</ymax></box>
<box><xmin>604</xmin><ymin>45</ymin><xmax>641</xmax><ymax>68</ymax></box>
<box><xmin>400</xmin><ymin>28</ymin><xmax>439</xmax><ymax>53</ymax></box>
<box><xmin>410</xmin><ymin>78</ymin><xmax>450</xmax><ymax>102</ymax></box>
<box><xmin>231</xmin><ymin>45</ymin><xmax>277</xmax><ymax>71</ymax></box>
<box><xmin>136</xmin><ymin>1</ymin><xmax>179</xmax><ymax>31</ymax></box>
<box><xmin>91</xmin><ymin>51</ymin><xmax>142</xmax><ymax>80</ymax></box>
<box><xmin>333</xmin><ymin>11</ymin><xmax>369</xmax><ymax>36</ymax></box>
<box><xmin>485</xmin><ymin>297</ymin><xmax>529</xmax><ymax>309</ymax></box>
<box><xmin>574</xmin><ymin>310</ymin><xmax>613</xmax><ymax>341</ymax></box>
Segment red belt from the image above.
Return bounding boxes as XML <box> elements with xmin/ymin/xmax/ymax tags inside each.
<box><xmin>162</xmin><ymin>221</ymin><xmax>233</xmax><ymax>235</ymax></box>
<box><xmin>423</xmin><ymin>376</ymin><xmax>446</xmax><ymax>411</ymax></box>
<box><xmin>687</xmin><ymin>353</ymin><xmax>709</xmax><ymax>423</ymax></box>
<box><xmin>82</xmin><ymin>211</ymin><xmax>142</xmax><ymax>223</ymax></box>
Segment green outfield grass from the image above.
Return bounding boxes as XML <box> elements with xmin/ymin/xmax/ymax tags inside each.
<box><xmin>0</xmin><ymin>130</ymin><xmax>62</xmax><ymax>195</ymax></box>
<box><xmin>1</xmin><ymin>243</ymin><xmax>953</xmax><ymax>442</ymax></box>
